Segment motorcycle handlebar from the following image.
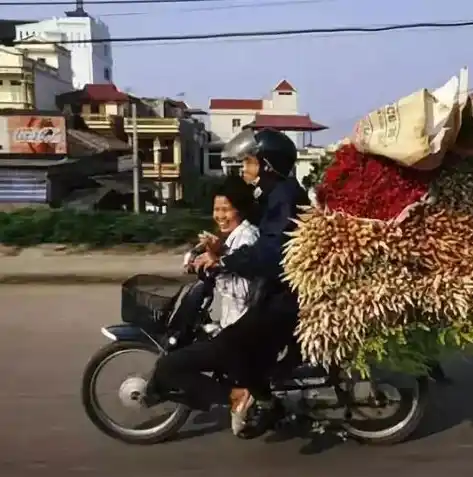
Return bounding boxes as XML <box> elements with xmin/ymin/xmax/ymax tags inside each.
<box><xmin>191</xmin><ymin>264</ymin><xmax>221</xmax><ymax>282</ymax></box>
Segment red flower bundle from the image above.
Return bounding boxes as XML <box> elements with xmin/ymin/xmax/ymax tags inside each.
<box><xmin>317</xmin><ymin>144</ymin><xmax>435</xmax><ymax>221</ymax></box>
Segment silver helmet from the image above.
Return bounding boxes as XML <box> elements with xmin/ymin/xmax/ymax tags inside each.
<box><xmin>221</xmin><ymin>129</ymin><xmax>258</xmax><ymax>162</ymax></box>
<box><xmin>221</xmin><ymin>128</ymin><xmax>297</xmax><ymax>178</ymax></box>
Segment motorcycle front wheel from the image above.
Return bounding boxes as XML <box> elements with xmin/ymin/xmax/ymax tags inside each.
<box><xmin>82</xmin><ymin>341</ymin><xmax>192</xmax><ymax>445</ymax></box>
<box><xmin>342</xmin><ymin>373</ymin><xmax>428</xmax><ymax>445</ymax></box>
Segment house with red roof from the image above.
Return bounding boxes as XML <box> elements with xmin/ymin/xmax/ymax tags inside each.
<box><xmin>207</xmin><ymin>80</ymin><xmax>327</xmax><ymax>179</ymax></box>
<box><xmin>56</xmin><ymin>83</ymin><xmax>209</xmax><ymax>206</ymax></box>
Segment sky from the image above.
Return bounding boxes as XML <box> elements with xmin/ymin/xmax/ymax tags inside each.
<box><xmin>4</xmin><ymin>0</ymin><xmax>473</xmax><ymax>145</ymax></box>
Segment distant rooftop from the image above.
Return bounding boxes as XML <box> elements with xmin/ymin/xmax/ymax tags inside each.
<box><xmin>244</xmin><ymin>114</ymin><xmax>328</xmax><ymax>132</ymax></box>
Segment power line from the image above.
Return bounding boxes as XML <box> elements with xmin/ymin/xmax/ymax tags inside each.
<box><xmin>96</xmin><ymin>0</ymin><xmax>334</xmax><ymax>17</ymax></box>
<box><xmin>0</xmin><ymin>0</ymin><xmax>222</xmax><ymax>4</ymax></box>
<box><xmin>15</xmin><ymin>20</ymin><xmax>473</xmax><ymax>45</ymax></box>
<box><xmin>110</xmin><ymin>27</ymin><xmax>456</xmax><ymax>48</ymax></box>
<box><xmin>180</xmin><ymin>0</ymin><xmax>332</xmax><ymax>11</ymax></box>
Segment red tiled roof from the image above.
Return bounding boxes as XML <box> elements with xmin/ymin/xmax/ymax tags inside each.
<box><xmin>209</xmin><ymin>98</ymin><xmax>264</xmax><ymax>110</ymax></box>
<box><xmin>247</xmin><ymin>114</ymin><xmax>327</xmax><ymax>132</ymax></box>
<box><xmin>273</xmin><ymin>80</ymin><xmax>296</xmax><ymax>92</ymax></box>
<box><xmin>83</xmin><ymin>84</ymin><xmax>129</xmax><ymax>102</ymax></box>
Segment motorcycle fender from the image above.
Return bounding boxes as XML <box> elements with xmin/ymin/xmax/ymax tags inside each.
<box><xmin>101</xmin><ymin>324</ymin><xmax>162</xmax><ymax>349</ymax></box>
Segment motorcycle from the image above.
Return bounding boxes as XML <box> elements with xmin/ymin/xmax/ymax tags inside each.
<box><xmin>82</xmin><ymin>256</ymin><xmax>429</xmax><ymax>446</ymax></box>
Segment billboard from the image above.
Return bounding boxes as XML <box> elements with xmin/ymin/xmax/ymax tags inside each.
<box><xmin>0</xmin><ymin>115</ymin><xmax>67</xmax><ymax>155</ymax></box>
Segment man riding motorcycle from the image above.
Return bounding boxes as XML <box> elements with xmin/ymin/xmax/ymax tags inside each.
<box><xmin>146</xmin><ymin>128</ymin><xmax>310</xmax><ymax>439</ymax></box>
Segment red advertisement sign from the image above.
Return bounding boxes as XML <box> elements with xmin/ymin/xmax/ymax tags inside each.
<box><xmin>0</xmin><ymin>115</ymin><xmax>67</xmax><ymax>155</ymax></box>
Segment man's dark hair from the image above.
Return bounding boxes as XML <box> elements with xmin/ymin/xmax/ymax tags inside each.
<box><xmin>214</xmin><ymin>176</ymin><xmax>257</xmax><ymax>223</ymax></box>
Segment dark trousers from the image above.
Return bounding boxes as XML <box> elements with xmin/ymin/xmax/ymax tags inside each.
<box><xmin>147</xmin><ymin>334</ymin><xmax>275</xmax><ymax>410</ymax></box>
<box><xmin>147</xmin><ymin>339</ymin><xmax>231</xmax><ymax>410</ymax></box>
<box><xmin>148</xmin><ymin>291</ymin><xmax>298</xmax><ymax>410</ymax></box>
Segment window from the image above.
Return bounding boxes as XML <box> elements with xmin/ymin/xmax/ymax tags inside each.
<box><xmin>104</xmin><ymin>67</ymin><xmax>111</xmax><ymax>81</ymax></box>
<box><xmin>208</xmin><ymin>152</ymin><xmax>223</xmax><ymax>170</ymax></box>
<box><xmin>10</xmin><ymin>80</ymin><xmax>21</xmax><ymax>86</ymax></box>
<box><xmin>90</xmin><ymin>103</ymin><xmax>100</xmax><ymax>114</ymax></box>
<box><xmin>37</xmin><ymin>57</ymin><xmax>46</xmax><ymax>64</ymax></box>
<box><xmin>232</xmin><ymin>118</ymin><xmax>241</xmax><ymax>129</ymax></box>
<box><xmin>0</xmin><ymin>80</ymin><xmax>3</xmax><ymax>86</ymax></box>
<box><xmin>104</xmin><ymin>44</ymin><xmax>109</xmax><ymax>56</ymax></box>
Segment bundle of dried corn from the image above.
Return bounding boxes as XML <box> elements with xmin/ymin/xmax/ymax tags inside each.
<box><xmin>282</xmin><ymin>148</ymin><xmax>473</xmax><ymax>373</ymax></box>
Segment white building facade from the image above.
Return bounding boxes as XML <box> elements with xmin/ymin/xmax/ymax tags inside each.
<box><xmin>0</xmin><ymin>38</ymin><xmax>73</xmax><ymax>110</ymax></box>
<box><xmin>206</xmin><ymin>80</ymin><xmax>300</xmax><ymax>176</ymax></box>
<box><xmin>15</xmin><ymin>7</ymin><xmax>113</xmax><ymax>90</ymax></box>
<box><xmin>206</xmin><ymin>80</ymin><xmax>327</xmax><ymax>178</ymax></box>
<box><xmin>208</xmin><ymin>80</ymin><xmax>299</xmax><ymax>145</ymax></box>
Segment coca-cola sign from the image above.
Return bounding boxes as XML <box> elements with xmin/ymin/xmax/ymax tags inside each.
<box><xmin>12</xmin><ymin>127</ymin><xmax>62</xmax><ymax>144</ymax></box>
<box><xmin>0</xmin><ymin>115</ymin><xmax>67</xmax><ymax>155</ymax></box>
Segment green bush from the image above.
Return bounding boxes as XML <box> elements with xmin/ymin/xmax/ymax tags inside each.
<box><xmin>352</xmin><ymin>322</ymin><xmax>473</xmax><ymax>377</ymax></box>
<box><xmin>0</xmin><ymin>208</ymin><xmax>214</xmax><ymax>247</ymax></box>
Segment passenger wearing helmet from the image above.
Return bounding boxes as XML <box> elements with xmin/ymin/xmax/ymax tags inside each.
<box><xmin>194</xmin><ymin>128</ymin><xmax>310</xmax><ymax>438</ymax></box>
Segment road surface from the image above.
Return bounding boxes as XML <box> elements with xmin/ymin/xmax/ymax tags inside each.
<box><xmin>1</xmin><ymin>285</ymin><xmax>473</xmax><ymax>477</ymax></box>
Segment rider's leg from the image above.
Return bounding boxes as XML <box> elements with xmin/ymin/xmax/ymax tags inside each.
<box><xmin>232</xmin><ymin>308</ymin><xmax>298</xmax><ymax>439</ymax></box>
<box><xmin>146</xmin><ymin>339</ymin><xmax>231</xmax><ymax>411</ymax></box>
<box><xmin>232</xmin><ymin>363</ymin><xmax>284</xmax><ymax>439</ymax></box>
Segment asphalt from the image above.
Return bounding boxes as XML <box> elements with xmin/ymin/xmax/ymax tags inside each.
<box><xmin>2</xmin><ymin>285</ymin><xmax>473</xmax><ymax>477</ymax></box>
<box><xmin>0</xmin><ymin>253</ymin><xmax>185</xmax><ymax>284</ymax></box>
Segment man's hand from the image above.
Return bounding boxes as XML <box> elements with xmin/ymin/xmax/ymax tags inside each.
<box><xmin>194</xmin><ymin>251</ymin><xmax>219</xmax><ymax>272</ymax></box>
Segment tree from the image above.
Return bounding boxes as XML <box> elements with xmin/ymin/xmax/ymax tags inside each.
<box><xmin>301</xmin><ymin>150</ymin><xmax>335</xmax><ymax>192</ymax></box>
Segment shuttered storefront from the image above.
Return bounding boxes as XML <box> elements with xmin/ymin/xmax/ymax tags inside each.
<box><xmin>0</xmin><ymin>169</ymin><xmax>48</xmax><ymax>203</ymax></box>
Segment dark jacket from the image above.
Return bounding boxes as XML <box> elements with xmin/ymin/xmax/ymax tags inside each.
<box><xmin>215</xmin><ymin>177</ymin><xmax>310</xmax><ymax>373</ymax></box>
<box><xmin>220</xmin><ymin>177</ymin><xmax>310</xmax><ymax>284</ymax></box>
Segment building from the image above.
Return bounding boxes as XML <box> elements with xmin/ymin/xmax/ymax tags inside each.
<box><xmin>0</xmin><ymin>109</ymin><xmax>159</xmax><ymax>209</ymax></box>
<box><xmin>207</xmin><ymin>79</ymin><xmax>327</xmax><ymax>178</ymax></box>
<box><xmin>0</xmin><ymin>37</ymin><xmax>73</xmax><ymax>110</ymax></box>
<box><xmin>209</xmin><ymin>80</ymin><xmax>298</xmax><ymax>144</ymax></box>
<box><xmin>14</xmin><ymin>0</ymin><xmax>113</xmax><ymax>89</ymax></box>
<box><xmin>56</xmin><ymin>84</ymin><xmax>209</xmax><ymax>205</ymax></box>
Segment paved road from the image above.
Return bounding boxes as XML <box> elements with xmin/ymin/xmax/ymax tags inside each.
<box><xmin>1</xmin><ymin>286</ymin><xmax>473</xmax><ymax>477</ymax></box>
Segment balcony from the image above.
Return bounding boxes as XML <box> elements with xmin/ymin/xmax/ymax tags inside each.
<box><xmin>142</xmin><ymin>163</ymin><xmax>180</xmax><ymax>179</ymax></box>
<box><xmin>297</xmin><ymin>146</ymin><xmax>326</xmax><ymax>162</ymax></box>
<box><xmin>124</xmin><ymin>117</ymin><xmax>179</xmax><ymax>134</ymax></box>
<box><xmin>83</xmin><ymin>114</ymin><xmax>112</xmax><ymax>131</ymax></box>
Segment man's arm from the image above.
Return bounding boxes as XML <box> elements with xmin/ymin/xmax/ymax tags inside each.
<box><xmin>220</xmin><ymin>194</ymin><xmax>292</xmax><ymax>280</ymax></box>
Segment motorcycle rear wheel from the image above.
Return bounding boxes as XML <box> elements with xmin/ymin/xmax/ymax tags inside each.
<box><xmin>82</xmin><ymin>341</ymin><xmax>192</xmax><ymax>445</ymax></box>
<box><xmin>342</xmin><ymin>375</ymin><xmax>428</xmax><ymax>445</ymax></box>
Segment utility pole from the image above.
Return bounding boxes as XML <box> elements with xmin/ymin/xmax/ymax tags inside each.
<box><xmin>157</xmin><ymin>146</ymin><xmax>166</xmax><ymax>215</ymax></box>
<box><xmin>132</xmin><ymin>102</ymin><xmax>140</xmax><ymax>213</ymax></box>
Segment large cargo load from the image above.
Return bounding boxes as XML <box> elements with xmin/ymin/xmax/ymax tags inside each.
<box><xmin>283</xmin><ymin>68</ymin><xmax>473</xmax><ymax>375</ymax></box>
